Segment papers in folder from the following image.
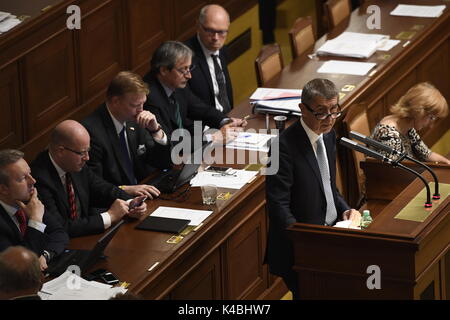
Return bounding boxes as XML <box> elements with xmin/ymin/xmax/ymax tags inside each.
<box><xmin>191</xmin><ymin>170</ymin><xmax>258</xmax><ymax>190</ymax></box>
<box><xmin>250</xmin><ymin>88</ymin><xmax>302</xmax><ymax>116</ymax></box>
<box><xmin>390</xmin><ymin>5</ymin><xmax>446</xmax><ymax>18</ymax></box>
<box><xmin>226</xmin><ymin>132</ymin><xmax>276</xmax><ymax>152</ymax></box>
<box><xmin>317</xmin><ymin>60</ymin><xmax>377</xmax><ymax>76</ymax></box>
<box><xmin>250</xmin><ymin>88</ymin><xmax>301</xmax><ymax>100</ymax></box>
<box><xmin>316</xmin><ymin>32</ymin><xmax>389</xmax><ymax>58</ymax></box>
<box><xmin>0</xmin><ymin>11</ymin><xmax>22</xmax><ymax>34</ymax></box>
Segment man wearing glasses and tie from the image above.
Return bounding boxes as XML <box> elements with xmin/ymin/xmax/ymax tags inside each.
<box><xmin>185</xmin><ymin>4</ymin><xmax>233</xmax><ymax>115</ymax></box>
<box><xmin>143</xmin><ymin>41</ymin><xmax>246</xmax><ymax>150</ymax></box>
<box><xmin>265</xmin><ymin>78</ymin><xmax>361</xmax><ymax>299</ymax></box>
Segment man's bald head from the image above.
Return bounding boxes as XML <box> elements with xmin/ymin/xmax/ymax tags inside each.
<box><xmin>50</xmin><ymin>120</ymin><xmax>90</xmax><ymax>149</ymax></box>
<box><xmin>199</xmin><ymin>4</ymin><xmax>230</xmax><ymax>25</ymax></box>
<box><xmin>0</xmin><ymin>246</ymin><xmax>42</xmax><ymax>299</ymax></box>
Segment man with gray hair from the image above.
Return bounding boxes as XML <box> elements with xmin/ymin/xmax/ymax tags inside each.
<box><xmin>143</xmin><ymin>40</ymin><xmax>246</xmax><ymax>148</ymax></box>
<box><xmin>0</xmin><ymin>149</ymin><xmax>68</xmax><ymax>271</ymax></box>
<box><xmin>186</xmin><ymin>4</ymin><xmax>233</xmax><ymax>114</ymax></box>
<box><xmin>265</xmin><ymin>79</ymin><xmax>360</xmax><ymax>299</ymax></box>
<box><xmin>0</xmin><ymin>246</ymin><xmax>43</xmax><ymax>300</ymax></box>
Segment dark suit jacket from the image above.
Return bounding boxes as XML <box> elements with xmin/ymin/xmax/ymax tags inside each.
<box><xmin>81</xmin><ymin>104</ymin><xmax>172</xmax><ymax>186</ymax></box>
<box><xmin>143</xmin><ymin>74</ymin><xmax>226</xmax><ymax>143</ymax></box>
<box><xmin>265</xmin><ymin>121</ymin><xmax>350</xmax><ymax>276</ymax></box>
<box><xmin>0</xmin><ymin>202</ymin><xmax>68</xmax><ymax>256</ymax></box>
<box><xmin>185</xmin><ymin>36</ymin><xmax>233</xmax><ymax>114</ymax></box>
<box><xmin>30</xmin><ymin>151</ymin><xmax>132</xmax><ymax>237</ymax></box>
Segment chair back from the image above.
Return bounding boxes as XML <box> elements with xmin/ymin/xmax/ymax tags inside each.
<box><xmin>325</xmin><ymin>0</ymin><xmax>351</xmax><ymax>29</ymax></box>
<box><xmin>255</xmin><ymin>43</ymin><xmax>284</xmax><ymax>87</ymax></box>
<box><xmin>288</xmin><ymin>16</ymin><xmax>315</xmax><ymax>59</ymax></box>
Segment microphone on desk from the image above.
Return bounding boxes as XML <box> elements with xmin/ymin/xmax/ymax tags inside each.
<box><xmin>340</xmin><ymin>137</ymin><xmax>432</xmax><ymax>208</ymax></box>
<box><xmin>349</xmin><ymin>131</ymin><xmax>440</xmax><ymax>200</ymax></box>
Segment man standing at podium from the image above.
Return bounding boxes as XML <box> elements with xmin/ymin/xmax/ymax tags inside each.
<box><xmin>265</xmin><ymin>78</ymin><xmax>360</xmax><ymax>299</ymax></box>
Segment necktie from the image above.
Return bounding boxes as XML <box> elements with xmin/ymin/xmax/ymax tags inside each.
<box><xmin>119</xmin><ymin>127</ymin><xmax>137</xmax><ymax>185</ymax></box>
<box><xmin>65</xmin><ymin>173</ymin><xmax>78</xmax><ymax>220</ymax></box>
<box><xmin>316</xmin><ymin>136</ymin><xmax>338</xmax><ymax>226</ymax></box>
<box><xmin>15</xmin><ymin>209</ymin><xmax>27</xmax><ymax>236</ymax></box>
<box><xmin>169</xmin><ymin>93</ymin><xmax>183</xmax><ymax>129</ymax></box>
<box><xmin>211</xmin><ymin>55</ymin><xmax>231</xmax><ymax>113</ymax></box>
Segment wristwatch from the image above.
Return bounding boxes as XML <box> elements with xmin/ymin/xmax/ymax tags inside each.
<box><xmin>42</xmin><ymin>250</ymin><xmax>51</xmax><ymax>263</ymax></box>
<box><xmin>148</xmin><ymin>125</ymin><xmax>162</xmax><ymax>134</ymax></box>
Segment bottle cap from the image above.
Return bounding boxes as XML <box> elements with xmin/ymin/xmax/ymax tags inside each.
<box><xmin>362</xmin><ymin>209</ymin><xmax>370</xmax><ymax>216</ymax></box>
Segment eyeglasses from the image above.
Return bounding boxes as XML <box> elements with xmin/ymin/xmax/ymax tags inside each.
<box><xmin>428</xmin><ymin>114</ymin><xmax>438</xmax><ymax>121</ymax></box>
<box><xmin>303</xmin><ymin>102</ymin><xmax>342</xmax><ymax>120</ymax></box>
<box><xmin>200</xmin><ymin>24</ymin><xmax>228</xmax><ymax>37</ymax></box>
<box><xmin>175</xmin><ymin>64</ymin><xmax>196</xmax><ymax>76</ymax></box>
<box><xmin>62</xmin><ymin>146</ymin><xmax>90</xmax><ymax>157</ymax></box>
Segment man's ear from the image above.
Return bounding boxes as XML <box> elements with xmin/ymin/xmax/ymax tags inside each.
<box><xmin>0</xmin><ymin>183</ymin><xmax>9</xmax><ymax>197</ymax></box>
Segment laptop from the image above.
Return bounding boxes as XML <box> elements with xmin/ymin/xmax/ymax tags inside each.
<box><xmin>46</xmin><ymin>219</ymin><xmax>125</xmax><ymax>277</ymax></box>
<box><xmin>148</xmin><ymin>163</ymin><xmax>200</xmax><ymax>193</ymax></box>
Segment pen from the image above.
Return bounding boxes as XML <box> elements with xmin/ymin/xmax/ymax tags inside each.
<box><xmin>402</xmin><ymin>40</ymin><xmax>411</xmax><ymax>47</ymax></box>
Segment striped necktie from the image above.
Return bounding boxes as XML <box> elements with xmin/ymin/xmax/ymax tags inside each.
<box><xmin>65</xmin><ymin>173</ymin><xmax>78</xmax><ymax>220</ymax></box>
<box><xmin>211</xmin><ymin>54</ymin><xmax>231</xmax><ymax>113</ymax></box>
<box><xmin>15</xmin><ymin>209</ymin><xmax>27</xmax><ymax>236</ymax></box>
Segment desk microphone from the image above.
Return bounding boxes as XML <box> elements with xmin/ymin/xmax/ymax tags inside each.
<box><xmin>340</xmin><ymin>137</ymin><xmax>432</xmax><ymax>208</ymax></box>
<box><xmin>349</xmin><ymin>131</ymin><xmax>440</xmax><ymax>200</ymax></box>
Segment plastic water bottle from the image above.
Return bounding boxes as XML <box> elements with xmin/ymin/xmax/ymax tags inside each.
<box><xmin>360</xmin><ymin>210</ymin><xmax>373</xmax><ymax>229</ymax></box>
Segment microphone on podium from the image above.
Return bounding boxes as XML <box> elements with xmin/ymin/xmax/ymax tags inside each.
<box><xmin>340</xmin><ymin>137</ymin><xmax>433</xmax><ymax>208</ymax></box>
<box><xmin>349</xmin><ymin>131</ymin><xmax>440</xmax><ymax>200</ymax></box>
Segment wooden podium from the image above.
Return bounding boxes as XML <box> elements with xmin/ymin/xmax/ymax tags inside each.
<box><xmin>287</xmin><ymin>167</ymin><xmax>449</xmax><ymax>299</ymax></box>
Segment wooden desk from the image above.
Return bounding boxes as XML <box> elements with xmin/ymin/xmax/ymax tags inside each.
<box><xmin>288</xmin><ymin>167</ymin><xmax>449</xmax><ymax>299</ymax></box>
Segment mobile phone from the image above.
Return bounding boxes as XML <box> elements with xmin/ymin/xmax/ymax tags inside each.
<box><xmin>129</xmin><ymin>195</ymin><xmax>147</xmax><ymax>210</ymax></box>
<box><xmin>85</xmin><ymin>268</ymin><xmax>108</xmax><ymax>281</ymax></box>
<box><xmin>204</xmin><ymin>166</ymin><xmax>231</xmax><ymax>173</ymax></box>
<box><xmin>101</xmin><ymin>271</ymin><xmax>119</xmax><ymax>285</ymax></box>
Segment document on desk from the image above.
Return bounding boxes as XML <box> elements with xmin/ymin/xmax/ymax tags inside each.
<box><xmin>316</xmin><ymin>32</ymin><xmax>389</xmax><ymax>59</ymax></box>
<box><xmin>39</xmin><ymin>271</ymin><xmax>127</xmax><ymax>300</ymax></box>
<box><xmin>226</xmin><ymin>132</ymin><xmax>277</xmax><ymax>152</ymax></box>
<box><xmin>0</xmin><ymin>15</ymin><xmax>21</xmax><ymax>33</ymax></box>
<box><xmin>250</xmin><ymin>88</ymin><xmax>302</xmax><ymax>101</ymax></box>
<box><xmin>390</xmin><ymin>5</ymin><xmax>446</xmax><ymax>18</ymax></box>
<box><xmin>150</xmin><ymin>206</ymin><xmax>212</xmax><ymax>226</ymax></box>
<box><xmin>251</xmin><ymin>99</ymin><xmax>302</xmax><ymax>117</ymax></box>
<box><xmin>317</xmin><ymin>60</ymin><xmax>377</xmax><ymax>76</ymax></box>
<box><xmin>190</xmin><ymin>170</ymin><xmax>258</xmax><ymax>190</ymax></box>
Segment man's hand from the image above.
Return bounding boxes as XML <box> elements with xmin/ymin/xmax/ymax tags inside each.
<box><xmin>211</xmin><ymin>124</ymin><xmax>244</xmax><ymax>144</ymax></box>
<box><xmin>127</xmin><ymin>199</ymin><xmax>147</xmax><ymax>219</ymax></box>
<box><xmin>136</xmin><ymin>110</ymin><xmax>159</xmax><ymax>131</ymax></box>
<box><xmin>343</xmin><ymin>209</ymin><xmax>361</xmax><ymax>228</ymax></box>
<box><xmin>38</xmin><ymin>255</ymin><xmax>48</xmax><ymax>271</ymax></box>
<box><xmin>226</xmin><ymin>117</ymin><xmax>248</xmax><ymax>128</ymax></box>
<box><xmin>107</xmin><ymin>199</ymin><xmax>129</xmax><ymax>223</ymax></box>
<box><xmin>16</xmin><ymin>189</ymin><xmax>44</xmax><ymax>223</ymax></box>
<box><xmin>120</xmin><ymin>184</ymin><xmax>160</xmax><ymax>199</ymax></box>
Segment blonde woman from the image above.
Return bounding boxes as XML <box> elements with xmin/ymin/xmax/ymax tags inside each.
<box><xmin>371</xmin><ymin>82</ymin><xmax>450</xmax><ymax>164</ymax></box>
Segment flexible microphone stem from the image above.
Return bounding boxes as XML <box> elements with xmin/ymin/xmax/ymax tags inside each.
<box><xmin>349</xmin><ymin>131</ymin><xmax>440</xmax><ymax>200</ymax></box>
<box><xmin>340</xmin><ymin>137</ymin><xmax>432</xmax><ymax>208</ymax></box>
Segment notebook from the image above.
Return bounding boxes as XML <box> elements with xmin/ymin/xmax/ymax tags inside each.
<box><xmin>46</xmin><ymin>220</ymin><xmax>125</xmax><ymax>276</ymax></box>
<box><xmin>136</xmin><ymin>216</ymin><xmax>190</xmax><ymax>233</ymax></box>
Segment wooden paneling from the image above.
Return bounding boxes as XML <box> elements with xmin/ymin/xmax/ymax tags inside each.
<box><xmin>126</xmin><ymin>0</ymin><xmax>172</xmax><ymax>74</ymax></box>
<box><xmin>385</xmin><ymin>71</ymin><xmax>417</xmax><ymax>112</ymax></box>
<box><xmin>0</xmin><ymin>63</ymin><xmax>22</xmax><ymax>149</ymax></box>
<box><xmin>171</xmin><ymin>249</ymin><xmax>222</xmax><ymax>299</ymax></box>
<box><xmin>21</xmin><ymin>30</ymin><xmax>76</xmax><ymax>140</ymax></box>
<box><xmin>225</xmin><ymin>206</ymin><xmax>267</xmax><ymax>299</ymax></box>
<box><xmin>172</xmin><ymin>0</ymin><xmax>207</xmax><ymax>41</ymax></box>
<box><xmin>78</xmin><ymin>0</ymin><xmax>125</xmax><ymax>102</ymax></box>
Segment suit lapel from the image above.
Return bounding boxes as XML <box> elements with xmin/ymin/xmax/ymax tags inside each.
<box><xmin>0</xmin><ymin>205</ymin><xmax>22</xmax><ymax>241</ymax></box>
<box><xmin>193</xmin><ymin>38</ymin><xmax>215</xmax><ymax>97</ymax></box>
<box><xmin>125</xmin><ymin>124</ymin><xmax>138</xmax><ymax>162</ymax></box>
<box><xmin>42</xmin><ymin>153</ymin><xmax>71</xmax><ymax>215</ymax></box>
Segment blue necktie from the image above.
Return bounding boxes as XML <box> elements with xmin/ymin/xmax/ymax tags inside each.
<box><xmin>119</xmin><ymin>127</ymin><xmax>137</xmax><ymax>184</ymax></box>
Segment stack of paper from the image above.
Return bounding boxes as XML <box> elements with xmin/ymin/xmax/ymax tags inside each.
<box><xmin>317</xmin><ymin>60</ymin><xmax>377</xmax><ymax>76</ymax></box>
<box><xmin>39</xmin><ymin>271</ymin><xmax>127</xmax><ymax>300</ymax></box>
<box><xmin>316</xmin><ymin>32</ymin><xmax>389</xmax><ymax>58</ymax></box>
<box><xmin>250</xmin><ymin>88</ymin><xmax>301</xmax><ymax>101</ymax></box>
<box><xmin>0</xmin><ymin>11</ymin><xmax>21</xmax><ymax>34</ymax></box>
<box><xmin>250</xmin><ymin>88</ymin><xmax>302</xmax><ymax>116</ymax></box>
<box><xmin>190</xmin><ymin>170</ymin><xmax>258</xmax><ymax>189</ymax></box>
<box><xmin>150</xmin><ymin>206</ymin><xmax>213</xmax><ymax>226</ymax></box>
<box><xmin>226</xmin><ymin>132</ymin><xmax>276</xmax><ymax>152</ymax></box>
<box><xmin>390</xmin><ymin>5</ymin><xmax>446</xmax><ymax>18</ymax></box>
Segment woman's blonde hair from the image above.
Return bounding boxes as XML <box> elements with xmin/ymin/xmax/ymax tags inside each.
<box><xmin>390</xmin><ymin>82</ymin><xmax>448</xmax><ymax>120</ymax></box>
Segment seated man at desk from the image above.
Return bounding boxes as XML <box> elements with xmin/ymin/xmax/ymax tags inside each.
<box><xmin>31</xmin><ymin>120</ymin><xmax>146</xmax><ymax>238</ymax></box>
<box><xmin>143</xmin><ymin>40</ymin><xmax>246</xmax><ymax>147</ymax></box>
<box><xmin>0</xmin><ymin>149</ymin><xmax>68</xmax><ymax>271</ymax></box>
<box><xmin>186</xmin><ymin>4</ymin><xmax>233</xmax><ymax>115</ymax></box>
<box><xmin>371</xmin><ymin>82</ymin><xmax>450</xmax><ymax>164</ymax></box>
<box><xmin>265</xmin><ymin>78</ymin><xmax>360</xmax><ymax>299</ymax></box>
<box><xmin>82</xmin><ymin>71</ymin><xmax>172</xmax><ymax>198</ymax></box>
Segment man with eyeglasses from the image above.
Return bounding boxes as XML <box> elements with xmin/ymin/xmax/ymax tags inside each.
<box><xmin>185</xmin><ymin>4</ymin><xmax>233</xmax><ymax>114</ymax></box>
<box><xmin>143</xmin><ymin>40</ymin><xmax>246</xmax><ymax>148</ymax></box>
<box><xmin>30</xmin><ymin>120</ymin><xmax>147</xmax><ymax>237</ymax></box>
<box><xmin>265</xmin><ymin>78</ymin><xmax>360</xmax><ymax>299</ymax></box>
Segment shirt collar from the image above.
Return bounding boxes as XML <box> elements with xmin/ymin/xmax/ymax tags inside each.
<box><xmin>0</xmin><ymin>199</ymin><xmax>19</xmax><ymax>217</ymax></box>
<box><xmin>159</xmin><ymin>80</ymin><xmax>175</xmax><ymax>99</ymax></box>
<box><xmin>48</xmin><ymin>151</ymin><xmax>67</xmax><ymax>181</ymax></box>
<box><xmin>105</xmin><ymin>103</ymin><xmax>125</xmax><ymax>135</ymax></box>
<box><xmin>300</xmin><ymin>118</ymin><xmax>322</xmax><ymax>146</ymax></box>
<box><xmin>197</xmin><ymin>34</ymin><xmax>220</xmax><ymax>57</ymax></box>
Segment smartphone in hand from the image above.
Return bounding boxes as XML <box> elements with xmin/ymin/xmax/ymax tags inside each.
<box><xmin>129</xmin><ymin>195</ymin><xmax>147</xmax><ymax>210</ymax></box>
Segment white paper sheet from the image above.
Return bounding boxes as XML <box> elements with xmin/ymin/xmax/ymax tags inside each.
<box><xmin>190</xmin><ymin>170</ymin><xmax>258</xmax><ymax>190</ymax></box>
<box><xmin>250</xmin><ymin>88</ymin><xmax>302</xmax><ymax>100</ymax></box>
<box><xmin>226</xmin><ymin>132</ymin><xmax>276</xmax><ymax>152</ymax></box>
<box><xmin>317</xmin><ymin>60</ymin><xmax>377</xmax><ymax>76</ymax></box>
<box><xmin>377</xmin><ymin>39</ymin><xmax>400</xmax><ymax>51</ymax></box>
<box><xmin>390</xmin><ymin>4</ymin><xmax>445</xmax><ymax>18</ymax></box>
<box><xmin>150</xmin><ymin>206</ymin><xmax>213</xmax><ymax>226</ymax></box>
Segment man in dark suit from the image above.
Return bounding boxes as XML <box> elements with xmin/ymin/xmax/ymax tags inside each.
<box><xmin>82</xmin><ymin>71</ymin><xmax>172</xmax><ymax>198</ymax></box>
<box><xmin>0</xmin><ymin>246</ymin><xmax>43</xmax><ymax>300</ymax></box>
<box><xmin>265</xmin><ymin>79</ymin><xmax>360</xmax><ymax>299</ymax></box>
<box><xmin>0</xmin><ymin>149</ymin><xmax>68</xmax><ymax>271</ymax></box>
<box><xmin>31</xmin><ymin>120</ymin><xmax>147</xmax><ymax>238</ymax></box>
<box><xmin>144</xmin><ymin>41</ymin><xmax>245</xmax><ymax>150</ymax></box>
<box><xmin>185</xmin><ymin>4</ymin><xmax>233</xmax><ymax>114</ymax></box>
